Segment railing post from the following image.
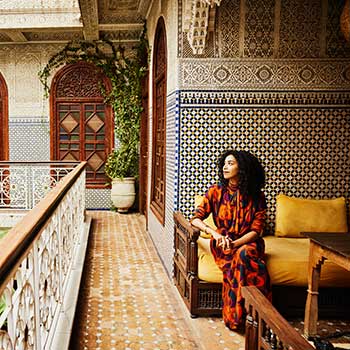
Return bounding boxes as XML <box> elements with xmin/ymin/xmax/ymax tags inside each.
<box><xmin>33</xmin><ymin>239</ymin><xmax>42</xmax><ymax>349</ymax></box>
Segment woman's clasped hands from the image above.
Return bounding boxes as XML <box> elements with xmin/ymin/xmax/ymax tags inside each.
<box><xmin>217</xmin><ymin>236</ymin><xmax>235</xmax><ymax>251</ymax></box>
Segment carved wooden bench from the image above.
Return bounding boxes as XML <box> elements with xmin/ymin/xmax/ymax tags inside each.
<box><xmin>173</xmin><ymin>211</ymin><xmax>350</xmax><ymax>318</ymax></box>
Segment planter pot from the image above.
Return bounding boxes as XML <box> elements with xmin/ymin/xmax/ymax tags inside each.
<box><xmin>111</xmin><ymin>177</ymin><xmax>136</xmax><ymax>213</ymax></box>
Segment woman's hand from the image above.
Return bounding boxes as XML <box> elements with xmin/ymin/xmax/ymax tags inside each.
<box><xmin>217</xmin><ymin>236</ymin><xmax>235</xmax><ymax>251</ymax></box>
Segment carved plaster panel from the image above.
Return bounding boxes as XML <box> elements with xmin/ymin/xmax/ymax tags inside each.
<box><xmin>15</xmin><ymin>53</ymin><xmax>41</xmax><ymax>104</ymax></box>
<box><xmin>279</xmin><ymin>0</ymin><xmax>322</xmax><ymax>58</ymax></box>
<box><xmin>217</xmin><ymin>0</ymin><xmax>240</xmax><ymax>57</ymax></box>
<box><xmin>183</xmin><ymin>0</ymin><xmax>220</xmax><ymax>55</ymax></box>
<box><xmin>244</xmin><ymin>0</ymin><xmax>275</xmax><ymax>58</ymax></box>
<box><xmin>179</xmin><ymin>58</ymin><xmax>350</xmax><ymax>90</ymax></box>
<box><xmin>0</xmin><ymin>43</ymin><xmax>65</xmax><ymax>117</ymax></box>
<box><xmin>0</xmin><ymin>0</ymin><xmax>80</xmax><ymax>10</ymax></box>
<box><xmin>0</xmin><ymin>13</ymin><xmax>81</xmax><ymax>30</ymax></box>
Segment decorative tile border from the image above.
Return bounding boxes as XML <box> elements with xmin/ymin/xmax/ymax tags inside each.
<box><xmin>179</xmin><ymin>90</ymin><xmax>350</xmax><ymax>107</ymax></box>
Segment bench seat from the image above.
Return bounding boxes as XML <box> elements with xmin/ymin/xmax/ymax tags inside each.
<box><xmin>198</xmin><ymin>235</ymin><xmax>350</xmax><ymax>287</ymax></box>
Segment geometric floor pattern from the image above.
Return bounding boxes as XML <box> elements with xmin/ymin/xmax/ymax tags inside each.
<box><xmin>69</xmin><ymin>211</ymin><xmax>350</xmax><ymax>349</ymax></box>
<box><xmin>69</xmin><ymin>211</ymin><xmax>245</xmax><ymax>350</ymax></box>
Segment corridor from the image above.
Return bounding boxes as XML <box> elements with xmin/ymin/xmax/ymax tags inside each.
<box><xmin>69</xmin><ymin>211</ymin><xmax>245</xmax><ymax>350</ymax></box>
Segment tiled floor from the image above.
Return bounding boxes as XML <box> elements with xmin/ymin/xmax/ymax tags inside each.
<box><xmin>69</xmin><ymin>211</ymin><xmax>245</xmax><ymax>350</ymax></box>
<box><xmin>70</xmin><ymin>211</ymin><xmax>350</xmax><ymax>350</ymax></box>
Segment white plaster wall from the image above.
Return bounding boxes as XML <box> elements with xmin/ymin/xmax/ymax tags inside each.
<box><xmin>146</xmin><ymin>0</ymin><xmax>179</xmax><ymax>277</ymax></box>
<box><xmin>0</xmin><ymin>44</ymin><xmax>64</xmax><ymax>161</ymax></box>
<box><xmin>0</xmin><ymin>44</ymin><xmax>63</xmax><ymax>119</ymax></box>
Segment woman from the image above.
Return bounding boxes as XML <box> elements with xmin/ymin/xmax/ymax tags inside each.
<box><xmin>191</xmin><ymin>149</ymin><xmax>271</xmax><ymax>331</ymax></box>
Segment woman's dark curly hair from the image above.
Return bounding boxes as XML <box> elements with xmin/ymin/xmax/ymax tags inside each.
<box><xmin>218</xmin><ymin>150</ymin><xmax>265</xmax><ymax>202</ymax></box>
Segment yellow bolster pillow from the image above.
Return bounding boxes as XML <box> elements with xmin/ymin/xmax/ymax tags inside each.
<box><xmin>275</xmin><ymin>194</ymin><xmax>348</xmax><ymax>238</ymax></box>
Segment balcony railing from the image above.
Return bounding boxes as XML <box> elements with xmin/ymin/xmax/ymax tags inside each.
<box><xmin>0</xmin><ymin>161</ymin><xmax>88</xmax><ymax>350</ymax></box>
<box><xmin>0</xmin><ymin>162</ymin><xmax>77</xmax><ymax>210</ymax></box>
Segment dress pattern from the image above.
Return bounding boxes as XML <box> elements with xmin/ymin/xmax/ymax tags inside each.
<box><xmin>192</xmin><ymin>183</ymin><xmax>272</xmax><ymax>329</ymax></box>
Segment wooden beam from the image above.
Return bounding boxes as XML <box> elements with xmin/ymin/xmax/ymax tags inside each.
<box><xmin>138</xmin><ymin>0</ymin><xmax>153</xmax><ymax>18</ymax></box>
<box><xmin>3</xmin><ymin>30</ymin><xmax>27</xmax><ymax>42</ymax></box>
<box><xmin>78</xmin><ymin>0</ymin><xmax>99</xmax><ymax>41</ymax></box>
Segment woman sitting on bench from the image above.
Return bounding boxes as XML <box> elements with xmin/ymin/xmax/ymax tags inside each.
<box><xmin>191</xmin><ymin>149</ymin><xmax>272</xmax><ymax>331</ymax></box>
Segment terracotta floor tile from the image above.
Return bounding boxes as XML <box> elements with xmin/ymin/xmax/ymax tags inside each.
<box><xmin>68</xmin><ymin>211</ymin><xmax>247</xmax><ymax>350</ymax></box>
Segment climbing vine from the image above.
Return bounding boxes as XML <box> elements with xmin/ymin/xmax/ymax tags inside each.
<box><xmin>39</xmin><ymin>27</ymin><xmax>148</xmax><ymax>179</ymax></box>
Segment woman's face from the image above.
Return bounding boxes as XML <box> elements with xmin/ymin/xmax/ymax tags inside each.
<box><xmin>223</xmin><ymin>154</ymin><xmax>239</xmax><ymax>182</ymax></box>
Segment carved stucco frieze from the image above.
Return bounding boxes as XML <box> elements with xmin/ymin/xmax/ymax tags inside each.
<box><xmin>184</xmin><ymin>0</ymin><xmax>222</xmax><ymax>55</ymax></box>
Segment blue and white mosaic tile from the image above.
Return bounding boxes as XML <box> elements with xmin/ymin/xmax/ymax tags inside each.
<box><xmin>177</xmin><ymin>90</ymin><xmax>350</xmax><ymax>234</ymax></box>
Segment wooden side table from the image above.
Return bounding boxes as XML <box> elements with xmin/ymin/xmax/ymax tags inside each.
<box><xmin>303</xmin><ymin>232</ymin><xmax>350</xmax><ymax>338</ymax></box>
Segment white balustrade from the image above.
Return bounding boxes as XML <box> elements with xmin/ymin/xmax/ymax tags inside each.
<box><xmin>0</xmin><ymin>164</ymin><xmax>75</xmax><ymax>210</ymax></box>
<box><xmin>0</xmin><ymin>162</ymin><xmax>86</xmax><ymax>350</ymax></box>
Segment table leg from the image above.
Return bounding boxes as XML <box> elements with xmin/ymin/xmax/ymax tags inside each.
<box><xmin>304</xmin><ymin>243</ymin><xmax>323</xmax><ymax>338</ymax></box>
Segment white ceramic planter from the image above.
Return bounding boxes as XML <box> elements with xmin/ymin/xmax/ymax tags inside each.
<box><xmin>111</xmin><ymin>177</ymin><xmax>136</xmax><ymax>213</ymax></box>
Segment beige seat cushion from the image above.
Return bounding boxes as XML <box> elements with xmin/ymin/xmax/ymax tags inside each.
<box><xmin>197</xmin><ymin>235</ymin><xmax>350</xmax><ymax>287</ymax></box>
<box><xmin>264</xmin><ymin>235</ymin><xmax>350</xmax><ymax>287</ymax></box>
<box><xmin>198</xmin><ymin>236</ymin><xmax>222</xmax><ymax>283</ymax></box>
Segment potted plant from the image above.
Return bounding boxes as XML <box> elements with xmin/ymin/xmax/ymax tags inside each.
<box><xmin>104</xmin><ymin>131</ymin><xmax>140</xmax><ymax>212</ymax></box>
<box><xmin>104</xmin><ymin>44</ymin><xmax>146</xmax><ymax>212</ymax></box>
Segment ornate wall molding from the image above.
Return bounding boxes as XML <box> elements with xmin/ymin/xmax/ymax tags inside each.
<box><xmin>179</xmin><ymin>58</ymin><xmax>350</xmax><ymax>90</ymax></box>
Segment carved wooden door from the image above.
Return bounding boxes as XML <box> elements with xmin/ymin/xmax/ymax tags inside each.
<box><xmin>51</xmin><ymin>63</ymin><xmax>113</xmax><ymax>188</ymax></box>
<box><xmin>150</xmin><ymin>17</ymin><xmax>167</xmax><ymax>224</ymax></box>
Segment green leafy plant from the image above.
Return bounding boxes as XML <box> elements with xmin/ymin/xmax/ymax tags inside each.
<box><xmin>38</xmin><ymin>26</ymin><xmax>148</xmax><ymax>180</ymax></box>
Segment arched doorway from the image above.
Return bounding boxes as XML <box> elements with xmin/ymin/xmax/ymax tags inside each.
<box><xmin>0</xmin><ymin>73</ymin><xmax>9</xmax><ymax>161</ymax></box>
<box><xmin>150</xmin><ymin>17</ymin><xmax>167</xmax><ymax>224</ymax></box>
<box><xmin>50</xmin><ymin>62</ymin><xmax>113</xmax><ymax>188</ymax></box>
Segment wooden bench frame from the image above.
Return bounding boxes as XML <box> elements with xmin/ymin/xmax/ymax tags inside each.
<box><xmin>173</xmin><ymin>211</ymin><xmax>350</xmax><ymax>318</ymax></box>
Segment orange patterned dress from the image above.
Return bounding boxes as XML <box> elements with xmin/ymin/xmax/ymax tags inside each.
<box><xmin>192</xmin><ymin>183</ymin><xmax>271</xmax><ymax>330</ymax></box>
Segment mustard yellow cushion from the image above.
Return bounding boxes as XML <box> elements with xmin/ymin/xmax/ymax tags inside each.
<box><xmin>275</xmin><ymin>194</ymin><xmax>348</xmax><ymax>238</ymax></box>
<box><xmin>197</xmin><ymin>235</ymin><xmax>350</xmax><ymax>286</ymax></box>
<box><xmin>197</xmin><ymin>236</ymin><xmax>222</xmax><ymax>283</ymax></box>
<box><xmin>264</xmin><ymin>235</ymin><xmax>350</xmax><ymax>287</ymax></box>
<box><xmin>195</xmin><ymin>195</ymin><xmax>217</xmax><ymax>238</ymax></box>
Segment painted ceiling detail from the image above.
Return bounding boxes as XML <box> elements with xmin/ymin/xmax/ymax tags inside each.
<box><xmin>0</xmin><ymin>0</ymin><xmax>151</xmax><ymax>45</ymax></box>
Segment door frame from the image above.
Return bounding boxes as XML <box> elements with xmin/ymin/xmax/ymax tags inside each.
<box><xmin>0</xmin><ymin>73</ymin><xmax>9</xmax><ymax>160</ymax></box>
